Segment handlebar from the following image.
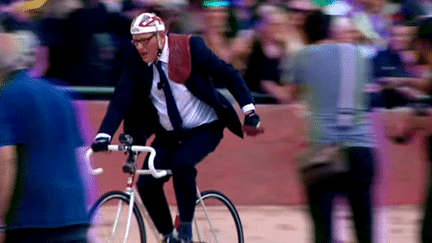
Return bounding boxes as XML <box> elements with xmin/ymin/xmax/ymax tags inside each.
<box><xmin>86</xmin><ymin>145</ymin><xmax>171</xmax><ymax>178</ymax></box>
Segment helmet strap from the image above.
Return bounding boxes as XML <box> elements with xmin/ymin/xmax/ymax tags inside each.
<box><xmin>155</xmin><ymin>31</ymin><xmax>163</xmax><ymax>58</ymax></box>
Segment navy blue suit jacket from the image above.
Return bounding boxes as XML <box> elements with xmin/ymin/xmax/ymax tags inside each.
<box><xmin>98</xmin><ymin>35</ymin><xmax>255</xmax><ymax>144</ymax></box>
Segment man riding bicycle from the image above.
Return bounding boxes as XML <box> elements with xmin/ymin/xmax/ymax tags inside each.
<box><xmin>91</xmin><ymin>12</ymin><xmax>263</xmax><ymax>243</ymax></box>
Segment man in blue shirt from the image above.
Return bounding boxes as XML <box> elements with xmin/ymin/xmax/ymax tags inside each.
<box><xmin>0</xmin><ymin>32</ymin><xmax>90</xmax><ymax>242</ymax></box>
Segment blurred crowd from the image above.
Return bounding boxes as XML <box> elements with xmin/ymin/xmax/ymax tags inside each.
<box><xmin>0</xmin><ymin>0</ymin><xmax>430</xmax><ymax>96</ymax></box>
<box><xmin>4</xmin><ymin>1</ymin><xmax>432</xmax><ymax>242</ymax></box>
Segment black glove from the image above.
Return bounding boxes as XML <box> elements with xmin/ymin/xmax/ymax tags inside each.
<box><xmin>91</xmin><ymin>135</ymin><xmax>110</xmax><ymax>152</ymax></box>
<box><xmin>243</xmin><ymin>111</ymin><xmax>264</xmax><ymax>136</ymax></box>
<box><xmin>244</xmin><ymin>111</ymin><xmax>261</xmax><ymax>127</ymax></box>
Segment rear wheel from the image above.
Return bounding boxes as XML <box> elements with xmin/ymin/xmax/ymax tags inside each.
<box><xmin>193</xmin><ymin>190</ymin><xmax>244</xmax><ymax>243</ymax></box>
<box><xmin>88</xmin><ymin>191</ymin><xmax>146</xmax><ymax>243</ymax></box>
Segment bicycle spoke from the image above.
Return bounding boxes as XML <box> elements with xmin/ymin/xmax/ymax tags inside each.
<box><xmin>88</xmin><ymin>192</ymin><xmax>146</xmax><ymax>243</ymax></box>
<box><xmin>193</xmin><ymin>191</ymin><xmax>244</xmax><ymax>243</ymax></box>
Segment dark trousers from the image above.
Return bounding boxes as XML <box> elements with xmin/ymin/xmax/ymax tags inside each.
<box><xmin>5</xmin><ymin>224</ymin><xmax>89</xmax><ymax>243</ymax></box>
<box><xmin>137</xmin><ymin>121</ymin><xmax>224</xmax><ymax>235</ymax></box>
<box><xmin>306</xmin><ymin>147</ymin><xmax>375</xmax><ymax>243</ymax></box>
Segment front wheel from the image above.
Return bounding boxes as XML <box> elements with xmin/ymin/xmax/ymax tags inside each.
<box><xmin>193</xmin><ymin>190</ymin><xmax>244</xmax><ymax>243</ymax></box>
<box><xmin>88</xmin><ymin>191</ymin><xmax>146</xmax><ymax>243</ymax></box>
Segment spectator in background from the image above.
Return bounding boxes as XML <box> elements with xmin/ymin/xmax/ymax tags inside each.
<box><xmin>372</xmin><ymin>21</ymin><xmax>428</xmax><ymax>109</ymax></box>
<box><xmin>0</xmin><ymin>31</ymin><xmax>91</xmax><ymax>243</ymax></box>
<box><xmin>36</xmin><ymin>0</ymin><xmax>131</xmax><ymax>86</ymax></box>
<box><xmin>260</xmin><ymin>1</ymin><xmax>325</xmax><ymax>104</ymax></box>
<box><xmin>74</xmin><ymin>0</ymin><xmax>132</xmax><ymax>87</ymax></box>
<box><xmin>0</xmin><ymin>0</ymin><xmax>49</xmax><ymax>77</ymax></box>
<box><xmin>395</xmin><ymin>22</ymin><xmax>419</xmax><ymax>77</ymax></box>
<box><xmin>199</xmin><ymin>0</ymin><xmax>255</xmax><ymax>85</ymax></box>
<box><xmin>243</xmin><ymin>4</ymin><xmax>290</xmax><ymax>96</ymax></box>
<box><xmin>31</xmin><ymin>0</ymin><xmax>84</xmax><ymax>85</ymax></box>
<box><xmin>158</xmin><ymin>4</ymin><xmax>185</xmax><ymax>34</ymax></box>
<box><xmin>284</xmin><ymin>0</ymin><xmax>314</xmax><ymax>56</ymax></box>
<box><xmin>324</xmin><ymin>0</ymin><xmax>391</xmax><ymax>52</ymax></box>
<box><xmin>230</xmin><ymin>0</ymin><xmax>261</xmax><ymax>31</ymax></box>
<box><xmin>329</xmin><ymin>16</ymin><xmax>362</xmax><ymax>44</ymax></box>
<box><xmin>382</xmin><ymin>17</ymin><xmax>432</xmax><ymax>243</ymax></box>
<box><xmin>200</xmin><ymin>1</ymin><xmax>234</xmax><ymax>64</ymax></box>
<box><xmin>399</xmin><ymin>0</ymin><xmax>432</xmax><ymax>22</ymax></box>
<box><xmin>290</xmin><ymin>10</ymin><xmax>377</xmax><ymax>243</ymax></box>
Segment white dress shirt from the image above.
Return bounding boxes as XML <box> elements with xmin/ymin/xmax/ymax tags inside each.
<box><xmin>149</xmin><ymin>36</ymin><xmax>255</xmax><ymax>131</ymax></box>
<box><xmin>149</xmin><ymin>36</ymin><xmax>218</xmax><ymax>131</ymax></box>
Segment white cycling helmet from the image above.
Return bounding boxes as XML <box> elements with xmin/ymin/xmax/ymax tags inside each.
<box><xmin>130</xmin><ymin>13</ymin><xmax>165</xmax><ymax>35</ymax></box>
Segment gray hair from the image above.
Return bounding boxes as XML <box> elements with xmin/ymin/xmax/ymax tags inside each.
<box><xmin>0</xmin><ymin>31</ymin><xmax>40</xmax><ymax>72</ymax></box>
<box><xmin>12</xmin><ymin>30</ymin><xmax>40</xmax><ymax>69</ymax></box>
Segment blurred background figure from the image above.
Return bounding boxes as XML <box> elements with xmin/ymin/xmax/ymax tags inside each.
<box><xmin>372</xmin><ymin>20</ymin><xmax>427</xmax><ymax>109</ymax></box>
<box><xmin>34</xmin><ymin>0</ymin><xmax>132</xmax><ymax>86</ymax></box>
<box><xmin>0</xmin><ymin>31</ymin><xmax>92</xmax><ymax>243</ymax></box>
<box><xmin>382</xmin><ymin>17</ymin><xmax>432</xmax><ymax>243</ymax></box>
<box><xmin>197</xmin><ymin>0</ymin><xmax>256</xmax><ymax>84</ymax></box>
<box><xmin>0</xmin><ymin>0</ymin><xmax>49</xmax><ymax>77</ymax></box>
<box><xmin>200</xmin><ymin>0</ymin><xmax>235</xmax><ymax>65</ymax></box>
<box><xmin>328</xmin><ymin>15</ymin><xmax>381</xmax><ymax>58</ymax></box>
<box><xmin>329</xmin><ymin>16</ymin><xmax>362</xmax><ymax>44</ymax></box>
<box><xmin>392</xmin><ymin>21</ymin><xmax>419</xmax><ymax>77</ymax></box>
<box><xmin>243</xmin><ymin>4</ymin><xmax>290</xmax><ymax>97</ymax></box>
<box><xmin>284</xmin><ymin>0</ymin><xmax>314</xmax><ymax>56</ymax></box>
<box><xmin>28</xmin><ymin>0</ymin><xmax>85</xmax><ymax>85</ymax></box>
<box><xmin>290</xmin><ymin>10</ymin><xmax>377</xmax><ymax>243</ymax></box>
<box><xmin>398</xmin><ymin>0</ymin><xmax>432</xmax><ymax>22</ymax></box>
<box><xmin>256</xmin><ymin>1</ymin><xmax>315</xmax><ymax>103</ymax></box>
<box><xmin>231</xmin><ymin>0</ymin><xmax>261</xmax><ymax>32</ymax></box>
<box><xmin>324</xmin><ymin>0</ymin><xmax>392</xmax><ymax>52</ymax></box>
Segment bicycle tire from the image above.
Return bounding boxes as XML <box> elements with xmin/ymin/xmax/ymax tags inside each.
<box><xmin>193</xmin><ymin>190</ymin><xmax>244</xmax><ymax>243</ymax></box>
<box><xmin>89</xmin><ymin>191</ymin><xmax>146</xmax><ymax>243</ymax></box>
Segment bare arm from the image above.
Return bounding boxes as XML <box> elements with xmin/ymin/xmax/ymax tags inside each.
<box><xmin>378</xmin><ymin>77</ymin><xmax>432</xmax><ymax>93</ymax></box>
<box><xmin>404</xmin><ymin>77</ymin><xmax>432</xmax><ymax>93</ymax></box>
<box><xmin>383</xmin><ymin>107</ymin><xmax>432</xmax><ymax>140</ymax></box>
<box><xmin>0</xmin><ymin>145</ymin><xmax>17</xmax><ymax>225</ymax></box>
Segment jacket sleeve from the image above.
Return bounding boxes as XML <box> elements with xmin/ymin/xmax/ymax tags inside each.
<box><xmin>189</xmin><ymin>36</ymin><xmax>255</xmax><ymax>108</ymax></box>
<box><xmin>98</xmin><ymin>46</ymin><xmax>139</xmax><ymax>137</ymax></box>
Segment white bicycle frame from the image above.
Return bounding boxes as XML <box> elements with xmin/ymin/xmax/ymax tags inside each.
<box><xmin>86</xmin><ymin>145</ymin><xmax>220</xmax><ymax>243</ymax></box>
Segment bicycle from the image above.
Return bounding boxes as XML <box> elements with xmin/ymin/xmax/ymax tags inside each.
<box><xmin>86</xmin><ymin>134</ymin><xmax>244</xmax><ymax>243</ymax></box>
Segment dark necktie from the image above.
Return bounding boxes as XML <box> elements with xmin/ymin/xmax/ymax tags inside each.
<box><xmin>155</xmin><ymin>61</ymin><xmax>183</xmax><ymax>132</ymax></box>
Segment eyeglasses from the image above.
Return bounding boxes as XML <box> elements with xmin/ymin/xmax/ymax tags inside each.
<box><xmin>131</xmin><ymin>34</ymin><xmax>156</xmax><ymax>47</ymax></box>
